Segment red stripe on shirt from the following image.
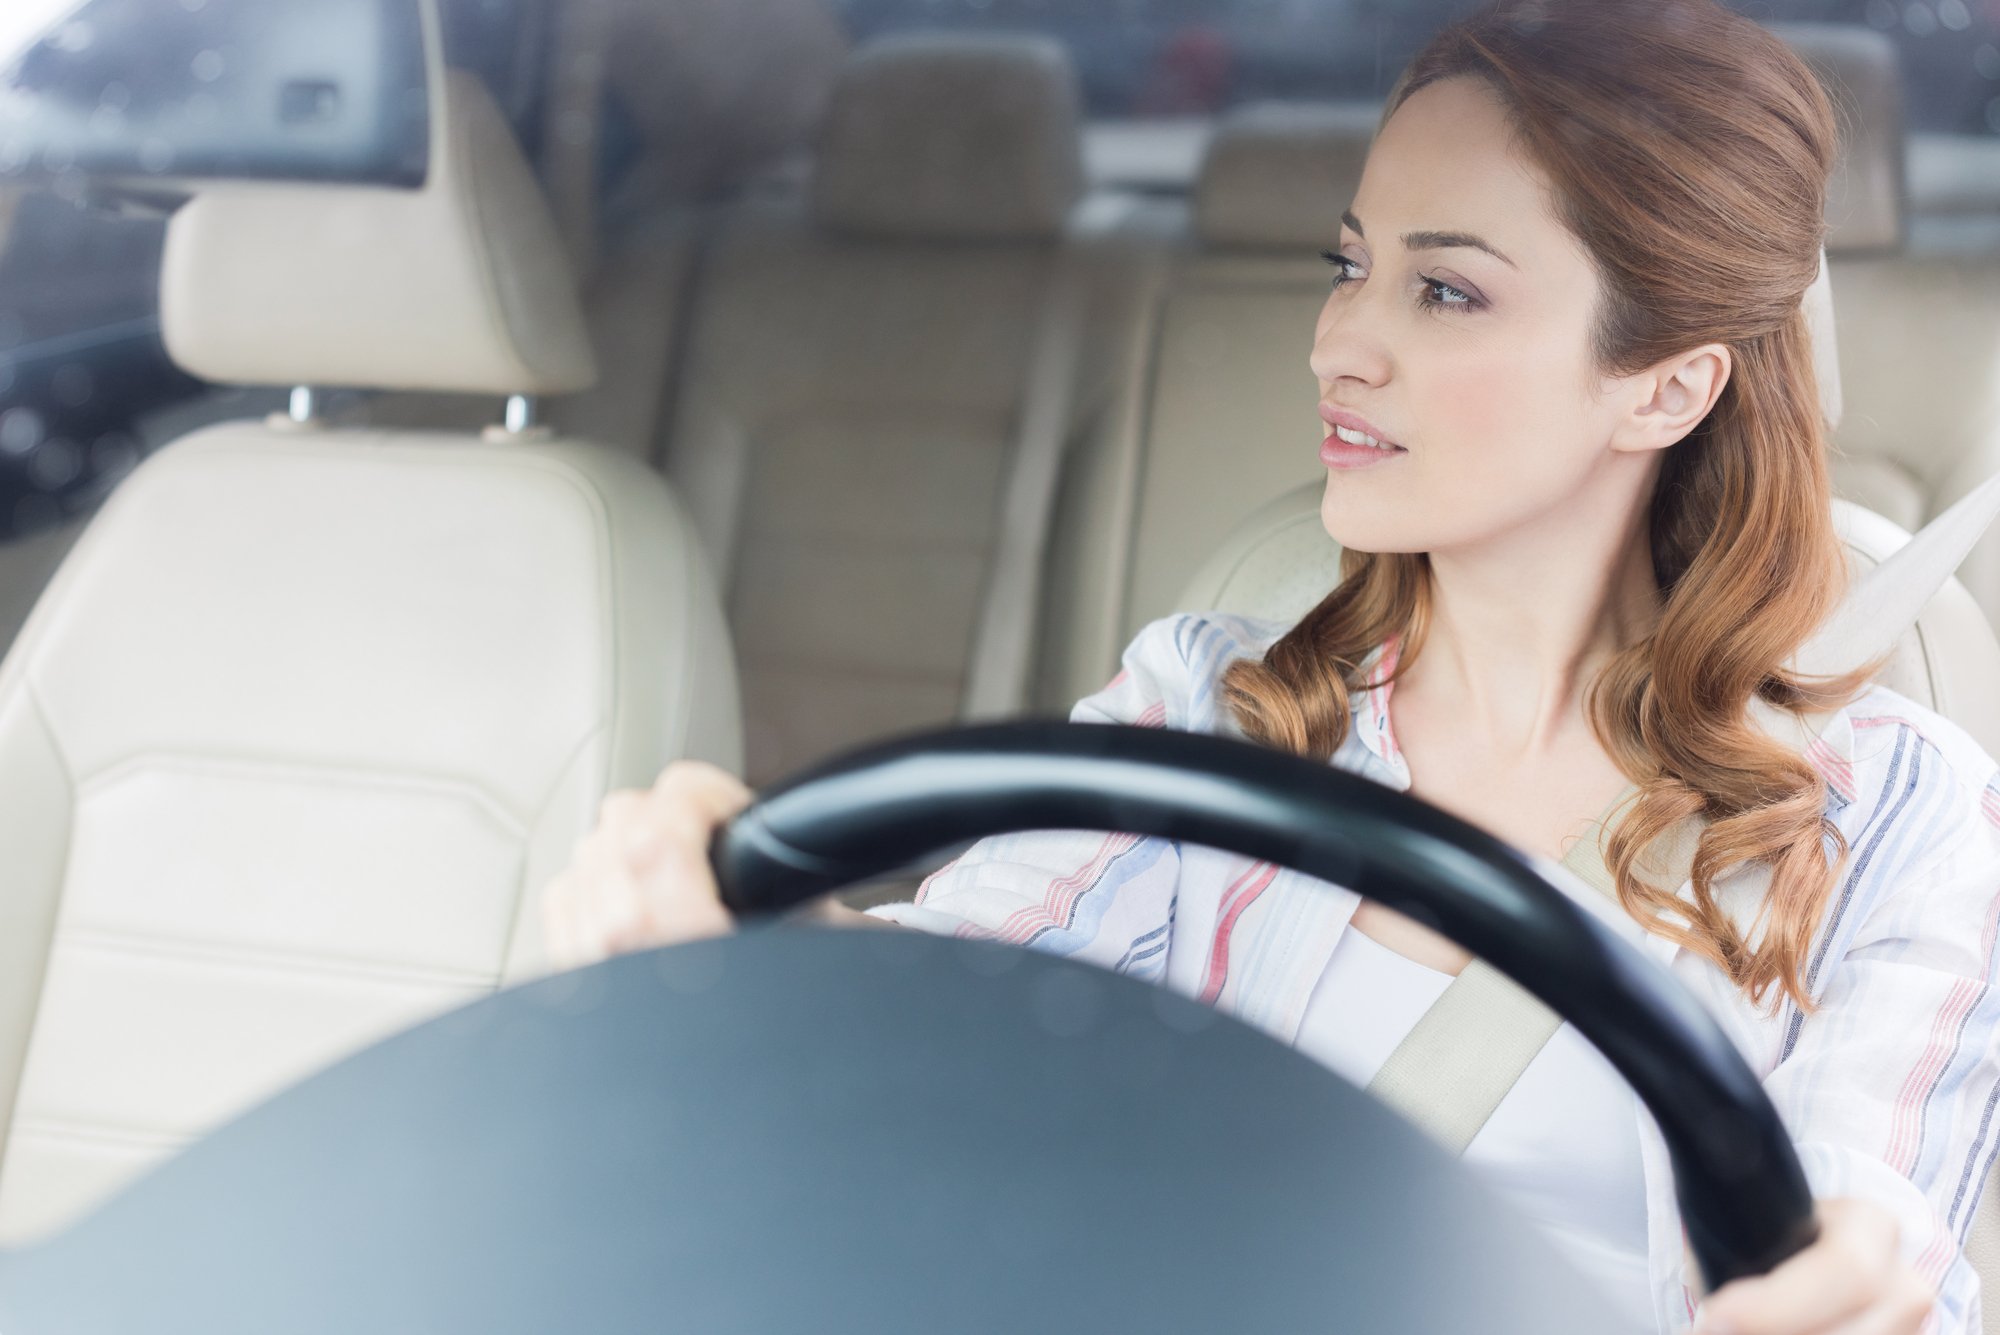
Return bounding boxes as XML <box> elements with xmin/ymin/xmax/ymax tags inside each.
<box><xmin>994</xmin><ymin>831</ymin><xmax>1142</xmax><ymax>945</ymax></box>
<box><xmin>1807</xmin><ymin>735</ymin><xmax>1858</xmax><ymax>803</ymax></box>
<box><xmin>1197</xmin><ymin>861</ymin><xmax>1279</xmax><ymax>1006</ymax></box>
<box><xmin>1885</xmin><ymin>891</ymin><xmax>2000</xmax><ymax>1174</ymax></box>
<box><xmin>1887</xmin><ymin>977</ymin><xmax>1985</xmax><ymax>1174</ymax></box>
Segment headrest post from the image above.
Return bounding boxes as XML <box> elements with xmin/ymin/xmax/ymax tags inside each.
<box><xmin>288</xmin><ymin>386</ymin><xmax>320</xmax><ymax>424</ymax></box>
<box><xmin>503</xmin><ymin>395</ymin><xmax>538</xmax><ymax>434</ymax></box>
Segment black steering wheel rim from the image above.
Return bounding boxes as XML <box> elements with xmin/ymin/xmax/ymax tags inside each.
<box><xmin>711</xmin><ymin>719</ymin><xmax>1819</xmax><ymax>1289</ymax></box>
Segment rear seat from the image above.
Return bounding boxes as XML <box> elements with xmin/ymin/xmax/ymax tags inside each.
<box><xmin>660</xmin><ymin>33</ymin><xmax>1169</xmax><ymax>781</ymax></box>
<box><xmin>1803</xmin><ymin>26</ymin><xmax>2000</xmax><ymax>622</ymax></box>
<box><xmin>1033</xmin><ymin>100</ymin><xmax>1372</xmax><ymax>711</ymax></box>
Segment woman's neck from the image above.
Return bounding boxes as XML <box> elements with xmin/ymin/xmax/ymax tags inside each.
<box><xmin>1401</xmin><ymin>469</ymin><xmax>1663</xmax><ymax>763</ymax></box>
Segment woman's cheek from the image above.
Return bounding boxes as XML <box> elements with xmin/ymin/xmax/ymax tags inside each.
<box><xmin>1319</xmin><ymin>371</ymin><xmax>1559</xmax><ymax>554</ymax></box>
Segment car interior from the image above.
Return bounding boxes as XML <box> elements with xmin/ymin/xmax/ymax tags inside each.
<box><xmin>0</xmin><ymin>0</ymin><xmax>1997</xmax><ymax>1321</ymax></box>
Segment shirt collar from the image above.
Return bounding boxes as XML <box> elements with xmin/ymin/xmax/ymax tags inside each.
<box><xmin>1346</xmin><ymin>635</ymin><xmax>1412</xmax><ymax>790</ymax></box>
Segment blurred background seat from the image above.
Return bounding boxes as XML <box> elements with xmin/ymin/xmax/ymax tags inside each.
<box><xmin>656</xmin><ymin>33</ymin><xmax>1165</xmax><ymax>781</ymax></box>
<box><xmin>1775</xmin><ymin>25</ymin><xmax>2000</xmax><ymax>633</ymax></box>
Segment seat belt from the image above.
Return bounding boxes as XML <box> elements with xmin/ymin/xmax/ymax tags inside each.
<box><xmin>960</xmin><ymin>195</ymin><xmax>1160</xmax><ymax>720</ymax></box>
<box><xmin>1366</xmin><ymin>789</ymin><xmax>1704</xmax><ymax>1155</ymax></box>
<box><xmin>1362</xmin><ymin>467</ymin><xmax>2000</xmax><ymax>1152</ymax></box>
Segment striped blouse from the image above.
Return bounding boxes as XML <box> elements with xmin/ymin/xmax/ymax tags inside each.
<box><xmin>866</xmin><ymin>612</ymin><xmax>2000</xmax><ymax>1334</ymax></box>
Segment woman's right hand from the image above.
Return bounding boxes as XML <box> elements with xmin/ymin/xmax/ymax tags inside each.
<box><xmin>542</xmin><ymin>761</ymin><xmax>754</xmax><ymax>969</ymax></box>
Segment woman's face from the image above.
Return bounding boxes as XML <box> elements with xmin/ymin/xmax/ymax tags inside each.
<box><xmin>1312</xmin><ymin>76</ymin><xmax>1647</xmax><ymax>557</ymax></box>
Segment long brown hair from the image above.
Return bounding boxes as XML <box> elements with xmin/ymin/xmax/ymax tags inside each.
<box><xmin>1221</xmin><ymin>0</ymin><xmax>1871</xmax><ymax>1013</ymax></box>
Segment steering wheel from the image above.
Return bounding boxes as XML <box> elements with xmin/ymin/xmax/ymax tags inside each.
<box><xmin>0</xmin><ymin>723</ymin><xmax>1816</xmax><ymax>1334</ymax></box>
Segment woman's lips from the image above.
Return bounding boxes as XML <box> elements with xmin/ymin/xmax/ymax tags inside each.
<box><xmin>1321</xmin><ymin>433</ymin><xmax>1406</xmax><ymax>469</ymax></box>
<box><xmin>1318</xmin><ymin>403</ymin><xmax>1406</xmax><ymax>469</ymax></box>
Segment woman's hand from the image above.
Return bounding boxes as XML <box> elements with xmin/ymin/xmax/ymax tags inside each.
<box><xmin>542</xmin><ymin>761</ymin><xmax>753</xmax><ymax>969</ymax></box>
<box><xmin>1693</xmin><ymin>1198</ymin><xmax>1934</xmax><ymax>1334</ymax></box>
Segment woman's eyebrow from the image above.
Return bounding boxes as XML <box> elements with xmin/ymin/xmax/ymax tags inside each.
<box><xmin>1340</xmin><ymin>210</ymin><xmax>1517</xmax><ymax>270</ymax></box>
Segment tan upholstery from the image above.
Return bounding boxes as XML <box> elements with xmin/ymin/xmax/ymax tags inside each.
<box><xmin>1192</xmin><ymin>101</ymin><xmax>1377</xmax><ymax>252</ymax></box>
<box><xmin>336</xmin><ymin>209</ymin><xmax>706</xmax><ymax>459</ymax></box>
<box><xmin>1829</xmin><ymin>256</ymin><xmax>2000</xmax><ymax>623</ymax></box>
<box><xmin>667</xmin><ymin>208</ymin><xmax>1050</xmax><ymax>780</ymax></box>
<box><xmin>1774</xmin><ymin>24</ymin><xmax>1905</xmax><ymax>255</ymax></box>
<box><xmin>0</xmin><ymin>3</ymin><xmax>740</xmax><ymax>1241</ymax></box>
<box><xmin>0</xmin><ymin>425</ymin><xmax>738</xmax><ymax>1243</ymax></box>
<box><xmin>160</xmin><ymin>69</ymin><xmax>595</xmax><ymax>396</ymax></box>
<box><xmin>812</xmin><ymin>34</ymin><xmax>1084</xmax><ymax>243</ymax></box>
<box><xmin>1802</xmin><ymin>255</ymin><xmax>1843</xmax><ymax>431</ymax></box>
<box><xmin>598</xmin><ymin>0</ymin><xmax>848</xmax><ymax>208</ymax></box>
<box><xmin>663</xmin><ymin>36</ymin><xmax>1158</xmax><ymax>783</ymax></box>
<box><xmin>0</xmin><ymin>522</ymin><xmax>84</xmax><ymax>675</ymax></box>
<box><xmin>1791</xmin><ymin>32</ymin><xmax>2000</xmax><ymax>627</ymax></box>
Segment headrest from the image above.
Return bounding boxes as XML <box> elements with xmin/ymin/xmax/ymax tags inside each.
<box><xmin>160</xmin><ymin>69</ymin><xmax>595</xmax><ymax>396</ymax></box>
<box><xmin>1193</xmin><ymin>102</ymin><xmax>1377</xmax><ymax>251</ymax></box>
<box><xmin>1802</xmin><ymin>250</ymin><xmax>1842</xmax><ymax>429</ymax></box>
<box><xmin>812</xmin><ymin>34</ymin><xmax>1084</xmax><ymax>242</ymax></box>
<box><xmin>1774</xmin><ymin>23</ymin><xmax>1905</xmax><ymax>255</ymax></box>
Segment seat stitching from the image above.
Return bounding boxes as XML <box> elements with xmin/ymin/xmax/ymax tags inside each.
<box><xmin>53</xmin><ymin>926</ymin><xmax>503</xmax><ymax>992</ymax></box>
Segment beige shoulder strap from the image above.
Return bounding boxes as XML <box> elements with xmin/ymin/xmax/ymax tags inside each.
<box><xmin>1365</xmin><ymin>788</ymin><xmax>1698</xmax><ymax>1155</ymax></box>
<box><xmin>1362</xmin><ymin>467</ymin><xmax>2000</xmax><ymax>1153</ymax></box>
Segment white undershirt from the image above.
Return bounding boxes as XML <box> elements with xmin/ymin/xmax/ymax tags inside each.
<box><xmin>1294</xmin><ymin>924</ymin><xmax>1656</xmax><ymax>1332</ymax></box>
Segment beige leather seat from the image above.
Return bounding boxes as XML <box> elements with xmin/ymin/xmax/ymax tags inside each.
<box><xmin>1031</xmin><ymin>99</ymin><xmax>1388</xmax><ymax>711</ymax></box>
<box><xmin>661</xmin><ymin>33</ymin><xmax>1165</xmax><ymax>782</ymax></box>
<box><xmin>0</xmin><ymin>60</ymin><xmax>738</xmax><ymax>1243</ymax></box>
<box><xmin>1788</xmin><ymin>24</ymin><xmax>2000</xmax><ymax>624</ymax></box>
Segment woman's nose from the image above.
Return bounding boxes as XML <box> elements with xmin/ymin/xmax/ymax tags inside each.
<box><xmin>1308</xmin><ymin>292</ymin><xmax>1392</xmax><ymax>388</ymax></box>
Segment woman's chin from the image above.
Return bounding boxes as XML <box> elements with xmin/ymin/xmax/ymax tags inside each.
<box><xmin>1319</xmin><ymin>495</ymin><xmax>1427</xmax><ymax>556</ymax></box>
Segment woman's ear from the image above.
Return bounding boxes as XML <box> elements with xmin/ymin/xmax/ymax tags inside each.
<box><xmin>1609</xmin><ymin>344</ymin><xmax>1732</xmax><ymax>455</ymax></box>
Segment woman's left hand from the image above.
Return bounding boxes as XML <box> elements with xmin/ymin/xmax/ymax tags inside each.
<box><xmin>1693</xmin><ymin>1198</ymin><xmax>1934</xmax><ymax>1334</ymax></box>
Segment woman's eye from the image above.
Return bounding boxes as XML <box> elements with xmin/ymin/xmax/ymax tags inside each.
<box><xmin>1320</xmin><ymin>249</ymin><xmax>1361</xmax><ymax>289</ymax></box>
<box><xmin>1421</xmin><ymin>277</ymin><xmax>1477</xmax><ymax>309</ymax></box>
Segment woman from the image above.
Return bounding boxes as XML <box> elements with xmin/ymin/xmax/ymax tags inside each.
<box><xmin>543</xmin><ymin>2</ymin><xmax>2000</xmax><ymax>1331</ymax></box>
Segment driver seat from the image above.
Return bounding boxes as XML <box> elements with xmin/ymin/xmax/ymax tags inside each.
<box><xmin>1174</xmin><ymin>316</ymin><xmax>2000</xmax><ymax>1325</ymax></box>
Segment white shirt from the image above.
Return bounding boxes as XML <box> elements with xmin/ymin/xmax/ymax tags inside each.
<box><xmin>1296</xmin><ymin>923</ymin><xmax>1653</xmax><ymax>1329</ymax></box>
